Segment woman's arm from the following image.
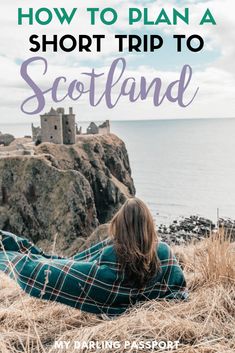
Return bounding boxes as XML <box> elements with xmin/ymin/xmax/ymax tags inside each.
<box><xmin>157</xmin><ymin>242</ymin><xmax>188</xmax><ymax>300</ymax></box>
<box><xmin>0</xmin><ymin>230</ymin><xmax>112</xmax><ymax>263</ymax></box>
<box><xmin>0</xmin><ymin>249</ymin><xmax>109</xmax><ymax>315</ymax></box>
<box><xmin>0</xmin><ymin>230</ymin><xmax>64</xmax><ymax>259</ymax></box>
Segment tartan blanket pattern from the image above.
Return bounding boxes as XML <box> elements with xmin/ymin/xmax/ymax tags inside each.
<box><xmin>0</xmin><ymin>230</ymin><xmax>187</xmax><ymax>316</ymax></box>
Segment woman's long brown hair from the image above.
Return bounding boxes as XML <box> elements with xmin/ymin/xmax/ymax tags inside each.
<box><xmin>109</xmin><ymin>197</ymin><xmax>160</xmax><ymax>288</ymax></box>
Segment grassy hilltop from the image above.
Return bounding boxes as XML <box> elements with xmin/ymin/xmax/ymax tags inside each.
<box><xmin>0</xmin><ymin>231</ymin><xmax>234</xmax><ymax>353</ymax></box>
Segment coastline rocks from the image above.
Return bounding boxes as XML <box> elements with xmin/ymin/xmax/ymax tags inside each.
<box><xmin>158</xmin><ymin>215</ymin><xmax>214</xmax><ymax>245</ymax></box>
<box><xmin>218</xmin><ymin>218</ymin><xmax>235</xmax><ymax>240</ymax></box>
<box><xmin>0</xmin><ymin>134</ymin><xmax>135</xmax><ymax>255</ymax></box>
<box><xmin>0</xmin><ymin>133</ymin><xmax>15</xmax><ymax>146</ymax></box>
<box><xmin>158</xmin><ymin>216</ymin><xmax>235</xmax><ymax>245</ymax></box>
<box><xmin>159</xmin><ymin>215</ymin><xmax>215</xmax><ymax>235</ymax></box>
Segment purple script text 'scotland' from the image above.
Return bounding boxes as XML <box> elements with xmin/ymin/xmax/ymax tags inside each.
<box><xmin>20</xmin><ymin>57</ymin><xmax>199</xmax><ymax>115</ymax></box>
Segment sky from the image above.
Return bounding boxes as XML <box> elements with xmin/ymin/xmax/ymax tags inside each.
<box><xmin>0</xmin><ymin>0</ymin><xmax>235</xmax><ymax>125</ymax></box>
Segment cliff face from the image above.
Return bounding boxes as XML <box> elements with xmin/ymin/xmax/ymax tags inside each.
<box><xmin>0</xmin><ymin>134</ymin><xmax>135</xmax><ymax>255</ymax></box>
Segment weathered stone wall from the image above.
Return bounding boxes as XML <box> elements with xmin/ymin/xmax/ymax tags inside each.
<box><xmin>62</xmin><ymin>114</ymin><xmax>76</xmax><ymax>144</ymax></box>
<box><xmin>98</xmin><ymin>120</ymin><xmax>110</xmax><ymax>134</ymax></box>
<box><xmin>31</xmin><ymin>124</ymin><xmax>41</xmax><ymax>142</ymax></box>
<box><xmin>40</xmin><ymin>115</ymin><xmax>63</xmax><ymax>144</ymax></box>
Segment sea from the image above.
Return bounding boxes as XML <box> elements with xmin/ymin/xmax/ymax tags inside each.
<box><xmin>1</xmin><ymin>118</ymin><xmax>235</xmax><ymax>225</ymax></box>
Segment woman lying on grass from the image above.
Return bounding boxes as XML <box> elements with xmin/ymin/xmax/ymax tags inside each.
<box><xmin>0</xmin><ymin>198</ymin><xmax>187</xmax><ymax>317</ymax></box>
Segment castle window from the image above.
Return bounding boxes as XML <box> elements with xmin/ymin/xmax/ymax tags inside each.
<box><xmin>50</xmin><ymin>136</ymin><xmax>53</xmax><ymax>139</ymax></box>
<box><xmin>66</xmin><ymin>121</ymin><xmax>69</xmax><ymax>125</ymax></box>
<box><xmin>54</xmin><ymin>125</ymin><xmax>57</xmax><ymax>130</ymax></box>
<box><xmin>44</xmin><ymin>118</ymin><xmax>47</xmax><ymax>122</ymax></box>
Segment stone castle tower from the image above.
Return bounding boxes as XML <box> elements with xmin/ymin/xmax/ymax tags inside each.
<box><xmin>40</xmin><ymin>107</ymin><xmax>76</xmax><ymax>145</ymax></box>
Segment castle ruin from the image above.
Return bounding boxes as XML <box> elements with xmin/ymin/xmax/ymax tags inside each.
<box><xmin>86</xmin><ymin>120</ymin><xmax>110</xmax><ymax>135</ymax></box>
<box><xmin>40</xmin><ymin>107</ymin><xmax>76</xmax><ymax>145</ymax></box>
<box><xmin>31</xmin><ymin>108</ymin><xmax>110</xmax><ymax>145</ymax></box>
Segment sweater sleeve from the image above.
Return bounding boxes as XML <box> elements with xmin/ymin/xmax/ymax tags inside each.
<box><xmin>157</xmin><ymin>242</ymin><xmax>188</xmax><ymax>300</ymax></box>
<box><xmin>0</xmin><ymin>230</ymin><xmax>63</xmax><ymax>259</ymax></box>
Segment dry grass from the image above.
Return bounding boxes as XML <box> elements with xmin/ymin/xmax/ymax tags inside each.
<box><xmin>0</xmin><ymin>231</ymin><xmax>234</xmax><ymax>353</ymax></box>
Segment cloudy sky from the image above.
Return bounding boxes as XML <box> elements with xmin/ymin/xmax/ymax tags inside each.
<box><xmin>0</xmin><ymin>0</ymin><xmax>235</xmax><ymax>125</ymax></box>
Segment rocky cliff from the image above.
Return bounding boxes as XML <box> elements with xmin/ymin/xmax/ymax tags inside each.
<box><xmin>0</xmin><ymin>134</ymin><xmax>135</xmax><ymax>255</ymax></box>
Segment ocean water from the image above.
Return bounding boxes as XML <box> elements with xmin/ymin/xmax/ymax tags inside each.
<box><xmin>1</xmin><ymin>118</ymin><xmax>235</xmax><ymax>225</ymax></box>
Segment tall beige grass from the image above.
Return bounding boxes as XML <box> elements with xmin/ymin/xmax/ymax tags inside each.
<box><xmin>0</xmin><ymin>231</ymin><xmax>234</xmax><ymax>353</ymax></box>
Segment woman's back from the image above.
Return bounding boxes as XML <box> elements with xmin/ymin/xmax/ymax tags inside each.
<box><xmin>0</xmin><ymin>197</ymin><xmax>187</xmax><ymax>317</ymax></box>
<box><xmin>69</xmin><ymin>238</ymin><xmax>187</xmax><ymax>315</ymax></box>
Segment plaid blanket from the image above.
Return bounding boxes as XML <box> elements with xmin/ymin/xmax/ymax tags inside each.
<box><xmin>0</xmin><ymin>230</ymin><xmax>187</xmax><ymax>316</ymax></box>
